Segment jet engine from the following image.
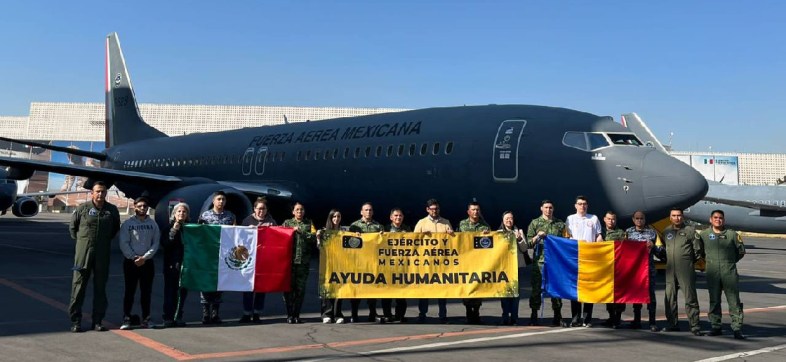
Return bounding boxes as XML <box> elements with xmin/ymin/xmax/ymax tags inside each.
<box><xmin>153</xmin><ymin>184</ymin><xmax>252</xmax><ymax>231</ymax></box>
<box><xmin>0</xmin><ymin>166</ymin><xmax>34</xmax><ymax>180</ymax></box>
<box><xmin>12</xmin><ymin>196</ymin><xmax>39</xmax><ymax>217</ymax></box>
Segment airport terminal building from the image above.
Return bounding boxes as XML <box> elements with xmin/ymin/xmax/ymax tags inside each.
<box><xmin>2</xmin><ymin>102</ymin><xmax>785</xmax><ymax>191</ymax></box>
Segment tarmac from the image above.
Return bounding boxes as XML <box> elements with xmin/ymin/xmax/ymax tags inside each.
<box><xmin>1</xmin><ymin>213</ymin><xmax>785</xmax><ymax>361</ymax></box>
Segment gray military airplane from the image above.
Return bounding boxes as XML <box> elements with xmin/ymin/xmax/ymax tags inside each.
<box><xmin>0</xmin><ymin>33</ymin><xmax>707</xmax><ymax>230</ymax></box>
<box><xmin>621</xmin><ymin>112</ymin><xmax>786</xmax><ymax>233</ymax></box>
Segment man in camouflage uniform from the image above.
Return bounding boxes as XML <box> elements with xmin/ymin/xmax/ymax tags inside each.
<box><xmin>457</xmin><ymin>201</ymin><xmax>490</xmax><ymax>324</ymax></box>
<box><xmin>625</xmin><ymin>211</ymin><xmax>664</xmax><ymax>332</ymax></box>
<box><xmin>526</xmin><ymin>200</ymin><xmax>566</xmax><ymax>327</ymax></box>
<box><xmin>282</xmin><ymin>202</ymin><xmax>316</xmax><ymax>324</ymax></box>
<box><xmin>601</xmin><ymin>211</ymin><xmax>626</xmax><ymax>329</ymax></box>
<box><xmin>386</xmin><ymin>208</ymin><xmax>412</xmax><ymax>322</ymax></box>
<box><xmin>698</xmin><ymin>210</ymin><xmax>746</xmax><ymax>339</ymax></box>
<box><xmin>68</xmin><ymin>181</ymin><xmax>120</xmax><ymax>333</ymax></box>
<box><xmin>661</xmin><ymin>207</ymin><xmax>704</xmax><ymax>336</ymax></box>
<box><xmin>348</xmin><ymin>202</ymin><xmax>385</xmax><ymax>323</ymax></box>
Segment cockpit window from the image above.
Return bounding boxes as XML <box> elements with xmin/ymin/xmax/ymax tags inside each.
<box><xmin>564</xmin><ymin>131</ymin><xmax>642</xmax><ymax>151</ymax></box>
<box><xmin>587</xmin><ymin>133</ymin><xmax>610</xmax><ymax>150</ymax></box>
<box><xmin>607</xmin><ymin>133</ymin><xmax>643</xmax><ymax>146</ymax></box>
<box><xmin>562</xmin><ymin>132</ymin><xmax>587</xmax><ymax>151</ymax></box>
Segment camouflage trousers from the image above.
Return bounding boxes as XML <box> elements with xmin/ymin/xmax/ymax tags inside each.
<box><xmin>529</xmin><ymin>263</ymin><xmax>562</xmax><ymax>312</ymax></box>
<box><xmin>283</xmin><ymin>263</ymin><xmax>310</xmax><ymax>317</ymax></box>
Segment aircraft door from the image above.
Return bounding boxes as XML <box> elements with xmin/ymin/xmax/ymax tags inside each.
<box><xmin>254</xmin><ymin>147</ymin><xmax>268</xmax><ymax>175</ymax></box>
<box><xmin>241</xmin><ymin>147</ymin><xmax>254</xmax><ymax>176</ymax></box>
<box><xmin>493</xmin><ymin>120</ymin><xmax>527</xmax><ymax>182</ymax></box>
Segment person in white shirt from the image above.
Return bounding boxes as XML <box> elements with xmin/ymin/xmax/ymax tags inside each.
<box><xmin>565</xmin><ymin>195</ymin><xmax>602</xmax><ymax>327</ymax></box>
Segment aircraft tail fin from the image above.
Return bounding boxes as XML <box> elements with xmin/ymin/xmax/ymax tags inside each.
<box><xmin>620</xmin><ymin>113</ymin><xmax>668</xmax><ymax>153</ymax></box>
<box><xmin>105</xmin><ymin>33</ymin><xmax>167</xmax><ymax>147</ymax></box>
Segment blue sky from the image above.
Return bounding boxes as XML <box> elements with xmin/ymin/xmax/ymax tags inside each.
<box><xmin>1</xmin><ymin>0</ymin><xmax>784</xmax><ymax>153</ymax></box>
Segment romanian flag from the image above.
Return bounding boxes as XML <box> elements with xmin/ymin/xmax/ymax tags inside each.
<box><xmin>180</xmin><ymin>225</ymin><xmax>295</xmax><ymax>292</ymax></box>
<box><xmin>542</xmin><ymin>235</ymin><xmax>649</xmax><ymax>303</ymax></box>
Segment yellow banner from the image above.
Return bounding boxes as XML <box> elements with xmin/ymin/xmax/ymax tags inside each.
<box><xmin>318</xmin><ymin>231</ymin><xmax>519</xmax><ymax>299</ymax></box>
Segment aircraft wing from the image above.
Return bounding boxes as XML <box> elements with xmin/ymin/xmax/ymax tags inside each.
<box><xmin>18</xmin><ymin>190</ymin><xmax>92</xmax><ymax>198</ymax></box>
<box><xmin>702</xmin><ymin>196</ymin><xmax>786</xmax><ymax>212</ymax></box>
<box><xmin>217</xmin><ymin>181</ymin><xmax>293</xmax><ymax>199</ymax></box>
<box><xmin>0</xmin><ymin>156</ymin><xmax>181</xmax><ymax>184</ymax></box>
<box><xmin>0</xmin><ymin>136</ymin><xmax>107</xmax><ymax>161</ymax></box>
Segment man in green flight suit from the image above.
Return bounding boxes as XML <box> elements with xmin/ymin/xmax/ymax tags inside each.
<box><xmin>458</xmin><ymin>201</ymin><xmax>490</xmax><ymax>324</ymax></box>
<box><xmin>68</xmin><ymin>181</ymin><xmax>121</xmax><ymax>333</ymax></box>
<box><xmin>697</xmin><ymin>209</ymin><xmax>746</xmax><ymax>340</ymax></box>
<box><xmin>526</xmin><ymin>200</ymin><xmax>566</xmax><ymax>327</ymax></box>
<box><xmin>661</xmin><ymin>207</ymin><xmax>704</xmax><ymax>336</ymax></box>
<box><xmin>601</xmin><ymin>211</ymin><xmax>626</xmax><ymax>329</ymax></box>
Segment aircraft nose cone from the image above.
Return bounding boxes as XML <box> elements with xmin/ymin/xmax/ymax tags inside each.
<box><xmin>641</xmin><ymin>151</ymin><xmax>708</xmax><ymax>211</ymax></box>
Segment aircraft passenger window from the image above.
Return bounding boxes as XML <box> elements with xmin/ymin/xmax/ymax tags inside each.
<box><xmin>323</xmin><ymin>151</ymin><xmax>328</xmax><ymax>160</ymax></box>
<box><xmin>398</xmin><ymin>144</ymin><xmax>404</xmax><ymax>157</ymax></box>
<box><xmin>420</xmin><ymin>143</ymin><xmax>427</xmax><ymax>156</ymax></box>
<box><xmin>445</xmin><ymin>142</ymin><xmax>454</xmax><ymax>155</ymax></box>
<box><xmin>375</xmin><ymin>146</ymin><xmax>382</xmax><ymax>158</ymax></box>
<box><xmin>354</xmin><ymin>147</ymin><xmax>360</xmax><ymax>159</ymax></box>
<box><xmin>433</xmin><ymin>143</ymin><xmax>440</xmax><ymax>155</ymax></box>
<box><xmin>331</xmin><ymin>149</ymin><xmax>337</xmax><ymax>160</ymax></box>
<box><xmin>409</xmin><ymin>143</ymin><xmax>416</xmax><ymax>156</ymax></box>
<box><xmin>315</xmin><ymin>150</ymin><xmax>321</xmax><ymax>160</ymax></box>
<box><xmin>365</xmin><ymin>146</ymin><xmax>371</xmax><ymax>158</ymax></box>
<box><xmin>305</xmin><ymin>150</ymin><xmax>311</xmax><ymax>160</ymax></box>
<box><xmin>387</xmin><ymin>145</ymin><xmax>394</xmax><ymax>157</ymax></box>
<box><xmin>587</xmin><ymin>133</ymin><xmax>610</xmax><ymax>150</ymax></box>
<box><xmin>607</xmin><ymin>133</ymin><xmax>644</xmax><ymax>146</ymax></box>
<box><xmin>343</xmin><ymin>148</ymin><xmax>349</xmax><ymax>159</ymax></box>
<box><xmin>562</xmin><ymin>132</ymin><xmax>588</xmax><ymax>151</ymax></box>
<box><xmin>296</xmin><ymin>151</ymin><xmax>301</xmax><ymax>161</ymax></box>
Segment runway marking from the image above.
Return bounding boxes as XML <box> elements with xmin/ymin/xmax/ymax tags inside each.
<box><xmin>182</xmin><ymin>326</ymin><xmax>541</xmax><ymax>361</ymax></box>
<box><xmin>694</xmin><ymin>343</ymin><xmax>786</xmax><ymax>362</ymax></box>
<box><xmin>112</xmin><ymin>330</ymin><xmax>192</xmax><ymax>360</ymax></box>
<box><xmin>5</xmin><ymin>276</ymin><xmax>786</xmax><ymax>362</ymax></box>
<box><xmin>362</xmin><ymin>327</ymin><xmax>575</xmax><ymax>355</ymax></box>
<box><xmin>0</xmin><ymin>277</ymin><xmax>69</xmax><ymax>311</ymax></box>
<box><xmin>0</xmin><ymin>243</ymin><xmax>73</xmax><ymax>255</ymax></box>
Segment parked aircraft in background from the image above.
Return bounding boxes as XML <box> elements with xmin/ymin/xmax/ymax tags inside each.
<box><xmin>0</xmin><ymin>34</ymin><xmax>707</xmax><ymax>230</ymax></box>
<box><xmin>621</xmin><ymin>112</ymin><xmax>786</xmax><ymax>233</ymax></box>
<box><xmin>0</xmin><ymin>177</ymin><xmax>88</xmax><ymax>217</ymax></box>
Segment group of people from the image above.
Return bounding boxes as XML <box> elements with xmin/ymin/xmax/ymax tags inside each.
<box><xmin>67</xmin><ymin>183</ymin><xmax>747</xmax><ymax>340</ymax></box>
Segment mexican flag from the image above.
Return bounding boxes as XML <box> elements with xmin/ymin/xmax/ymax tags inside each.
<box><xmin>180</xmin><ymin>225</ymin><xmax>295</xmax><ymax>292</ymax></box>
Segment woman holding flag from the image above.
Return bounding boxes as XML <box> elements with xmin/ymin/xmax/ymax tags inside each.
<box><xmin>161</xmin><ymin>202</ymin><xmax>190</xmax><ymax>328</ymax></box>
<box><xmin>238</xmin><ymin>197</ymin><xmax>277</xmax><ymax>323</ymax></box>
<box><xmin>498</xmin><ymin>211</ymin><xmax>527</xmax><ymax>325</ymax></box>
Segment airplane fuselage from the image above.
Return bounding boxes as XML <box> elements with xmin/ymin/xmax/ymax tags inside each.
<box><xmin>105</xmin><ymin>105</ymin><xmax>706</xmax><ymax>225</ymax></box>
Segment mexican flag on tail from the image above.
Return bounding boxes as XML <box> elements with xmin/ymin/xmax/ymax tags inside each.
<box><xmin>180</xmin><ymin>225</ymin><xmax>295</xmax><ymax>292</ymax></box>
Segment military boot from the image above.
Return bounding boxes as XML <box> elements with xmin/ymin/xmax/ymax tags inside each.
<box><xmin>551</xmin><ymin>311</ymin><xmax>562</xmax><ymax>327</ymax></box>
<box><xmin>210</xmin><ymin>304</ymin><xmax>223</xmax><ymax>324</ymax></box>
<box><xmin>201</xmin><ymin>304</ymin><xmax>211</xmax><ymax>324</ymax></box>
<box><xmin>529</xmin><ymin>310</ymin><xmax>540</xmax><ymax>326</ymax></box>
<box><xmin>630</xmin><ymin>309</ymin><xmax>642</xmax><ymax>329</ymax></box>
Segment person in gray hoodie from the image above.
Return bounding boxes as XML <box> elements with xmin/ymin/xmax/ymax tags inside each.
<box><xmin>119</xmin><ymin>197</ymin><xmax>160</xmax><ymax>329</ymax></box>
